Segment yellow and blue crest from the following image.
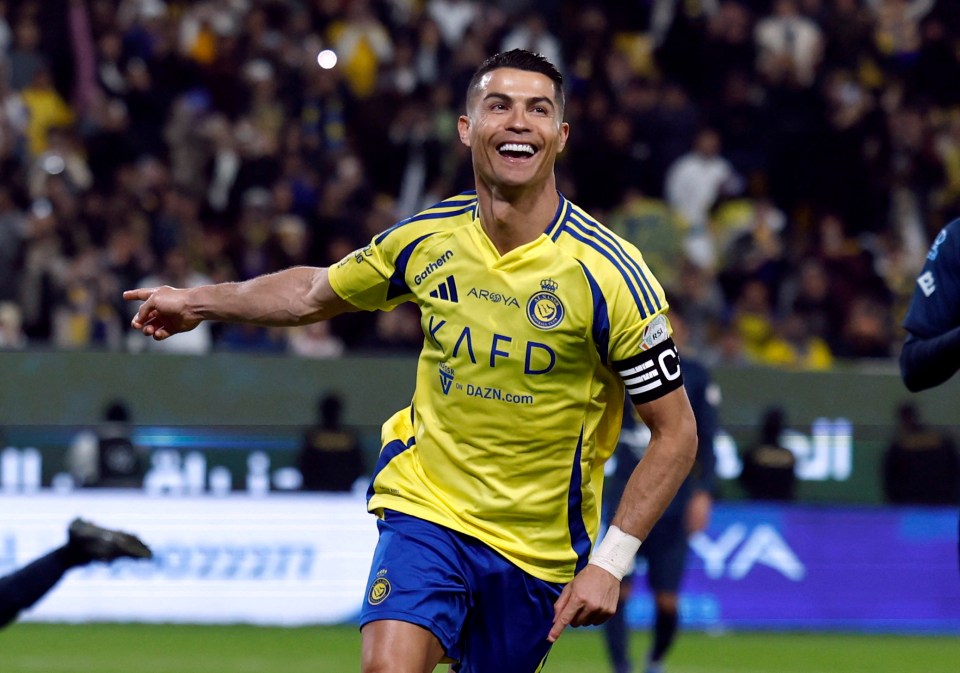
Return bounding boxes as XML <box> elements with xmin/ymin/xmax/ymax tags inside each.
<box><xmin>526</xmin><ymin>279</ymin><xmax>564</xmax><ymax>330</ymax></box>
<box><xmin>368</xmin><ymin>576</ymin><xmax>392</xmax><ymax>605</ymax></box>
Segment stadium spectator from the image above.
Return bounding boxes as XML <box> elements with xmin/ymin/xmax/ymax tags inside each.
<box><xmin>0</xmin><ymin>518</ymin><xmax>152</xmax><ymax>628</ymax></box>
<box><xmin>124</xmin><ymin>48</ymin><xmax>698</xmax><ymax>672</ymax></box>
<box><xmin>821</xmin><ymin>0</ymin><xmax>876</xmax><ymax>71</ymax></box>
<box><xmin>729</xmin><ymin>278</ymin><xmax>779</xmax><ymax>362</ymax></box>
<box><xmin>287</xmin><ymin>319</ymin><xmax>345</xmax><ymax>359</ymax></box>
<box><xmin>754</xmin><ymin>0</ymin><xmax>824</xmax><ymax>88</ymax></box>
<box><xmin>714</xmin><ymin>196</ymin><xmax>789</xmax><ymax>309</ymax></box>
<box><xmin>867</xmin><ymin>0</ymin><xmax>936</xmax><ymax>73</ymax></box>
<box><xmin>836</xmin><ymin>296</ymin><xmax>895</xmax><ymax>359</ymax></box>
<box><xmin>426</xmin><ymin>0</ymin><xmax>481</xmax><ymax>49</ymax></box>
<box><xmin>52</xmin><ymin>247</ymin><xmax>126</xmax><ymax>350</ymax></box>
<box><xmin>785</xmin><ymin>258</ymin><xmax>845</xmax><ymax>350</ymax></box>
<box><xmin>882</xmin><ymin>402</ymin><xmax>960</xmax><ymax>505</ymax></box>
<box><xmin>607</xmin><ymin>188</ymin><xmax>688</xmax><ymax>293</ymax></box>
<box><xmin>664</xmin><ymin>127</ymin><xmax>742</xmax><ymax>269</ymax></box>
<box><xmin>325</xmin><ymin>0</ymin><xmax>394</xmax><ymax>100</ymax></box>
<box><xmin>0</xmin><ymin>186</ymin><xmax>26</xmax><ymax>303</ymax></box>
<box><xmin>739</xmin><ymin>406</ymin><xmax>797</xmax><ymax>501</ymax></box>
<box><xmin>500</xmin><ymin>12</ymin><xmax>564</xmax><ymax>77</ymax></box>
<box><xmin>8</xmin><ymin>14</ymin><xmax>46</xmax><ymax>92</ymax></box>
<box><xmin>671</xmin><ymin>259</ymin><xmax>726</xmax><ymax>357</ymax></box>
<box><xmin>0</xmin><ymin>300</ymin><xmax>25</xmax><ymax>348</ymax></box>
<box><xmin>757</xmin><ymin>309</ymin><xmax>834</xmax><ymax>371</ymax></box>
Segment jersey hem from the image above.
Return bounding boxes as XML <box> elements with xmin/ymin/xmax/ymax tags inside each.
<box><xmin>368</xmin><ymin>495</ymin><xmax>575</xmax><ymax>584</ymax></box>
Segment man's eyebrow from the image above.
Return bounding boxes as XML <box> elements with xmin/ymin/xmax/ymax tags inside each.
<box><xmin>482</xmin><ymin>92</ymin><xmax>557</xmax><ymax>109</ymax></box>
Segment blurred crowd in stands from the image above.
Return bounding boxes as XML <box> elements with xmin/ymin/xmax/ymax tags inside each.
<box><xmin>0</xmin><ymin>0</ymin><xmax>958</xmax><ymax>369</ymax></box>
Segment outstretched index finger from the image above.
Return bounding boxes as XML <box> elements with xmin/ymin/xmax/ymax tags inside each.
<box><xmin>123</xmin><ymin>288</ymin><xmax>158</xmax><ymax>302</ymax></box>
<box><xmin>548</xmin><ymin>585</ymin><xmax>575</xmax><ymax>642</ymax></box>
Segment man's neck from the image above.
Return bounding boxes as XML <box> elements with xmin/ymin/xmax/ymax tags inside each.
<box><xmin>475</xmin><ymin>178</ymin><xmax>560</xmax><ymax>255</ymax></box>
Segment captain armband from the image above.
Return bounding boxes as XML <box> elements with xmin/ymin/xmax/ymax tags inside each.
<box><xmin>588</xmin><ymin>526</ymin><xmax>642</xmax><ymax>581</ymax></box>
<box><xmin>614</xmin><ymin>338</ymin><xmax>684</xmax><ymax>405</ymax></box>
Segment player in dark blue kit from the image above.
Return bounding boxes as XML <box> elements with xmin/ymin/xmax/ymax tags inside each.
<box><xmin>900</xmin><ymin>217</ymin><xmax>960</xmax><ymax>572</ymax></box>
<box><xmin>601</xmin><ymin>307</ymin><xmax>718</xmax><ymax>673</ymax></box>
<box><xmin>901</xmin><ymin>219</ymin><xmax>960</xmax><ymax>392</ymax></box>
<box><xmin>0</xmin><ymin>518</ymin><xmax>152</xmax><ymax>628</ymax></box>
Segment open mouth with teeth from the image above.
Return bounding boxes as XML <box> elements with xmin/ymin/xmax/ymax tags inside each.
<box><xmin>497</xmin><ymin>142</ymin><xmax>537</xmax><ymax>159</ymax></box>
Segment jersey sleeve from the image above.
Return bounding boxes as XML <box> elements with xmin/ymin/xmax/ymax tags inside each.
<box><xmin>903</xmin><ymin>220</ymin><xmax>960</xmax><ymax>338</ymax></box>
<box><xmin>601</xmin><ymin>242</ymin><xmax>684</xmax><ymax>405</ymax></box>
<box><xmin>327</xmin><ymin>231</ymin><xmax>414</xmax><ymax>312</ymax></box>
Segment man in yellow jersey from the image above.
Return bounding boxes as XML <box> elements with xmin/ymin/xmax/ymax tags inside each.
<box><xmin>125</xmin><ymin>49</ymin><xmax>697</xmax><ymax>673</ymax></box>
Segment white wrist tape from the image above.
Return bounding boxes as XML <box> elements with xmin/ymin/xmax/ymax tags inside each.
<box><xmin>588</xmin><ymin>525</ymin><xmax>642</xmax><ymax>580</ymax></box>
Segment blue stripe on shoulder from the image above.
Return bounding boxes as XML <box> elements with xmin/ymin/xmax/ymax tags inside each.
<box><xmin>557</xmin><ymin>223</ymin><xmax>649</xmax><ymax>318</ymax></box>
<box><xmin>577</xmin><ymin>262</ymin><xmax>610</xmax><ymax>363</ymax></box>
<box><xmin>366</xmin><ymin>434</ymin><xmax>417</xmax><ymax>504</ymax></box>
<box><xmin>375</xmin><ymin>196</ymin><xmax>477</xmax><ymax>246</ymax></box>
<box><xmin>567</xmin><ymin>428</ymin><xmax>592</xmax><ymax>573</ymax></box>
<box><xmin>566</xmin><ymin>210</ymin><xmax>660</xmax><ymax>315</ymax></box>
<box><xmin>387</xmin><ymin>233</ymin><xmax>433</xmax><ymax>300</ymax></box>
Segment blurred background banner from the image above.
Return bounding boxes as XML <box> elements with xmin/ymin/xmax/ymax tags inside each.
<box><xmin>0</xmin><ymin>492</ymin><xmax>377</xmax><ymax>625</ymax></box>
<box><xmin>626</xmin><ymin>503</ymin><xmax>960</xmax><ymax>633</ymax></box>
<box><xmin>3</xmin><ymin>494</ymin><xmax>955</xmax><ymax>631</ymax></box>
<box><xmin>2</xmin><ymin>351</ymin><xmax>956</xmax><ymax>504</ymax></box>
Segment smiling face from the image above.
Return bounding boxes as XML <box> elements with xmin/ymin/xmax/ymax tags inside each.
<box><xmin>458</xmin><ymin>67</ymin><xmax>569</xmax><ymax>195</ymax></box>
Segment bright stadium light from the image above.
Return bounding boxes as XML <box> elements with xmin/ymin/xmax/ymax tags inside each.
<box><xmin>317</xmin><ymin>49</ymin><xmax>337</xmax><ymax>69</ymax></box>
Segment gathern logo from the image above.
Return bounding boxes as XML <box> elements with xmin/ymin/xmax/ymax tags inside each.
<box><xmin>368</xmin><ymin>577</ymin><xmax>392</xmax><ymax>605</ymax></box>
<box><xmin>414</xmin><ymin>250</ymin><xmax>454</xmax><ymax>285</ymax></box>
<box><xmin>526</xmin><ymin>279</ymin><xmax>564</xmax><ymax>330</ymax></box>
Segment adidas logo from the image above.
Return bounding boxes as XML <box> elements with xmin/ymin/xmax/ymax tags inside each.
<box><xmin>429</xmin><ymin>275</ymin><xmax>459</xmax><ymax>302</ymax></box>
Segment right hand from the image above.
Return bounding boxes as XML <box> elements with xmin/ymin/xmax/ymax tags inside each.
<box><xmin>548</xmin><ymin>564</ymin><xmax>621</xmax><ymax>642</ymax></box>
<box><xmin>124</xmin><ymin>286</ymin><xmax>202</xmax><ymax>340</ymax></box>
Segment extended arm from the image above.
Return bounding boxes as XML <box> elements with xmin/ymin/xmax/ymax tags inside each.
<box><xmin>605</xmin><ymin>387</ymin><xmax>698</xmax><ymax>540</ymax></box>
<box><xmin>899</xmin><ymin>328</ymin><xmax>960</xmax><ymax>392</ymax></box>
<box><xmin>124</xmin><ymin>266</ymin><xmax>357</xmax><ymax>341</ymax></box>
<box><xmin>548</xmin><ymin>386</ymin><xmax>697</xmax><ymax>641</ymax></box>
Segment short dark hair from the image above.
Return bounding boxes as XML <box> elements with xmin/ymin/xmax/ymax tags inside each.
<box><xmin>466</xmin><ymin>49</ymin><xmax>565</xmax><ymax>116</ymax></box>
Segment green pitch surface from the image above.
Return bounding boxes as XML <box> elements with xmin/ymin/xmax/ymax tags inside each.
<box><xmin>2</xmin><ymin>623</ymin><xmax>959</xmax><ymax>673</ymax></box>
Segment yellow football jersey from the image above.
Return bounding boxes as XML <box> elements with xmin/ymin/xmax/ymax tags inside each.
<box><xmin>328</xmin><ymin>192</ymin><xmax>681</xmax><ymax>583</ymax></box>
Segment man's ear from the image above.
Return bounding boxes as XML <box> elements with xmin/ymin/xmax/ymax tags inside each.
<box><xmin>457</xmin><ymin>115</ymin><xmax>472</xmax><ymax>148</ymax></box>
<box><xmin>557</xmin><ymin>121</ymin><xmax>570</xmax><ymax>154</ymax></box>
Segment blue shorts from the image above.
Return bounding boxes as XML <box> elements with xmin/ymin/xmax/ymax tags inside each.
<box><xmin>359</xmin><ymin>510</ymin><xmax>564</xmax><ymax>673</ymax></box>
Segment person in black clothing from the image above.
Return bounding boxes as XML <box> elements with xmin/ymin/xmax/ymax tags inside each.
<box><xmin>883</xmin><ymin>403</ymin><xmax>960</xmax><ymax>506</ymax></box>
<box><xmin>0</xmin><ymin>518</ymin><xmax>152</xmax><ymax>628</ymax></box>
<box><xmin>67</xmin><ymin>400</ymin><xmax>147</xmax><ymax>489</ymax></box>
<box><xmin>739</xmin><ymin>406</ymin><xmax>797</xmax><ymax>502</ymax></box>
<box><xmin>602</xmin><ymin>305</ymin><xmax>718</xmax><ymax>673</ymax></box>
<box><xmin>297</xmin><ymin>393</ymin><xmax>365</xmax><ymax>492</ymax></box>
